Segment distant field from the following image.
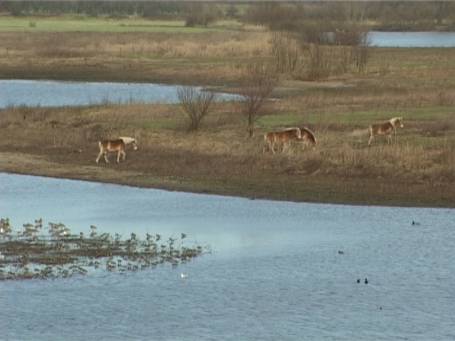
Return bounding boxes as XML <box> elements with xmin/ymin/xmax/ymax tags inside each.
<box><xmin>0</xmin><ymin>16</ymin><xmax>246</xmax><ymax>33</ymax></box>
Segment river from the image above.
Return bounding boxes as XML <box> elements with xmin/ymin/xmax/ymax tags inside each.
<box><xmin>1</xmin><ymin>173</ymin><xmax>454</xmax><ymax>340</ymax></box>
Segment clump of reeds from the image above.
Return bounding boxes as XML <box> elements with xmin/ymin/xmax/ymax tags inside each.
<box><xmin>0</xmin><ymin>218</ymin><xmax>206</xmax><ymax>281</ymax></box>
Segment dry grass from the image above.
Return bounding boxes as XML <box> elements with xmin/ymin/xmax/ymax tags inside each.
<box><xmin>1</xmin><ymin>101</ymin><xmax>455</xmax><ymax>206</ymax></box>
<box><xmin>1</xmin><ymin>24</ymin><xmax>455</xmax><ymax>205</ymax></box>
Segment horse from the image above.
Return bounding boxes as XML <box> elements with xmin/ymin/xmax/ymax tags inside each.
<box><xmin>96</xmin><ymin>139</ymin><xmax>127</xmax><ymax>164</ymax></box>
<box><xmin>263</xmin><ymin>128</ymin><xmax>301</xmax><ymax>154</ymax></box>
<box><xmin>368</xmin><ymin>117</ymin><xmax>404</xmax><ymax>146</ymax></box>
<box><xmin>119</xmin><ymin>136</ymin><xmax>138</xmax><ymax>151</ymax></box>
<box><xmin>297</xmin><ymin>126</ymin><xmax>317</xmax><ymax>148</ymax></box>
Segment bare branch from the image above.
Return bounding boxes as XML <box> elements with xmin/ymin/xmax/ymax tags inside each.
<box><xmin>177</xmin><ymin>87</ymin><xmax>215</xmax><ymax>131</ymax></box>
<box><xmin>238</xmin><ymin>63</ymin><xmax>278</xmax><ymax>137</ymax></box>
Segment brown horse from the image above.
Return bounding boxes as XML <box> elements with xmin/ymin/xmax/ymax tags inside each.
<box><xmin>368</xmin><ymin>117</ymin><xmax>404</xmax><ymax>146</ymax></box>
<box><xmin>263</xmin><ymin>128</ymin><xmax>301</xmax><ymax>154</ymax></box>
<box><xmin>297</xmin><ymin>127</ymin><xmax>317</xmax><ymax>148</ymax></box>
<box><xmin>96</xmin><ymin>139</ymin><xmax>126</xmax><ymax>163</ymax></box>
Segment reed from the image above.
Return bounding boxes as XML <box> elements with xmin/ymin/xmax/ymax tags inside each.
<box><xmin>0</xmin><ymin>218</ymin><xmax>207</xmax><ymax>281</ymax></box>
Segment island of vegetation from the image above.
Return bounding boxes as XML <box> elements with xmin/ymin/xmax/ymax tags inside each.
<box><xmin>0</xmin><ymin>218</ymin><xmax>206</xmax><ymax>281</ymax></box>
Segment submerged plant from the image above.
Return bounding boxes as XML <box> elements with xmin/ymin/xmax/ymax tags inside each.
<box><xmin>0</xmin><ymin>218</ymin><xmax>208</xmax><ymax>281</ymax></box>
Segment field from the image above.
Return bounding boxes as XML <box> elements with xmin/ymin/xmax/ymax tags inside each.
<box><xmin>0</xmin><ymin>16</ymin><xmax>248</xmax><ymax>33</ymax></box>
<box><xmin>0</xmin><ymin>16</ymin><xmax>455</xmax><ymax>207</ymax></box>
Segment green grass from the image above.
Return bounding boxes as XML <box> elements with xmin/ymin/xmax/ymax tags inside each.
<box><xmin>0</xmin><ymin>16</ymin><xmax>239</xmax><ymax>33</ymax></box>
<box><xmin>258</xmin><ymin>106</ymin><xmax>455</xmax><ymax>130</ymax></box>
<box><xmin>258</xmin><ymin>113</ymin><xmax>303</xmax><ymax>129</ymax></box>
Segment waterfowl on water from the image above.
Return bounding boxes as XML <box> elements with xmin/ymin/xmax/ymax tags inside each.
<box><xmin>364</xmin><ymin>278</ymin><xmax>368</xmax><ymax>284</ymax></box>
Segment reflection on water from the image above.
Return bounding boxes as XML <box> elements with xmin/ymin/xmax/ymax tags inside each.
<box><xmin>0</xmin><ymin>80</ymin><xmax>239</xmax><ymax>109</ymax></box>
<box><xmin>1</xmin><ymin>173</ymin><xmax>455</xmax><ymax>340</ymax></box>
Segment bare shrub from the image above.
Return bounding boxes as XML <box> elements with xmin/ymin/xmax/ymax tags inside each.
<box><xmin>177</xmin><ymin>87</ymin><xmax>215</xmax><ymax>131</ymax></box>
<box><xmin>292</xmin><ymin>21</ymin><xmax>370</xmax><ymax>79</ymax></box>
<box><xmin>238</xmin><ymin>63</ymin><xmax>278</xmax><ymax>137</ymax></box>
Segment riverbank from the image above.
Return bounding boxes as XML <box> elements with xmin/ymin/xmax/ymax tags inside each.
<box><xmin>1</xmin><ymin>20</ymin><xmax>455</xmax><ymax>207</ymax></box>
<box><xmin>1</xmin><ymin>101</ymin><xmax>454</xmax><ymax>208</ymax></box>
<box><xmin>1</xmin><ymin>151</ymin><xmax>453</xmax><ymax>208</ymax></box>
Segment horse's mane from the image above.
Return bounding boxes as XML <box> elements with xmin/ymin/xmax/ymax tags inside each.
<box><xmin>389</xmin><ymin>117</ymin><xmax>403</xmax><ymax>125</ymax></box>
<box><xmin>300</xmin><ymin>127</ymin><xmax>317</xmax><ymax>144</ymax></box>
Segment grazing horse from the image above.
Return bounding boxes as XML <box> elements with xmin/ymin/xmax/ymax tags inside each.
<box><xmin>119</xmin><ymin>136</ymin><xmax>138</xmax><ymax>151</ymax></box>
<box><xmin>368</xmin><ymin>117</ymin><xmax>404</xmax><ymax>146</ymax></box>
<box><xmin>263</xmin><ymin>128</ymin><xmax>301</xmax><ymax>154</ymax></box>
<box><xmin>297</xmin><ymin>127</ymin><xmax>317</xmax><ymax>148</ymax></box>
<box><xmin>96</xmin><ymin>139</ymin><xmax>126</xmax><ymax>164</ymax></box>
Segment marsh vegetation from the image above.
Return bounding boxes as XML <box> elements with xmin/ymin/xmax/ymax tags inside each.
<box><xmin>0</xmin><ymin>218</ymin><xmax>206</xmax><ymax>281</ymax></box>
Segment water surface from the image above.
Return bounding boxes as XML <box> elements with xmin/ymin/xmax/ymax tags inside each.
<box><xmin>0</xmin><ymin>80</ymin><xmax>239</xmax><ymax>109</ymax></box>
<box><xmin>1</xmin><ymin>173</ymin><xmax>454</xmax><ymax>340</ymax></box>
<box><xmin>368</xmin><ymin>31</ymin><xmax>455</xmax><ymax>47</ymax></box>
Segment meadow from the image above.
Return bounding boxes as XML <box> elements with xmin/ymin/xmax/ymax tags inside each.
<box><xmin>0</xmin><ymin>16</ymin><xmax>454</xmax><ymax>206</ymax></box>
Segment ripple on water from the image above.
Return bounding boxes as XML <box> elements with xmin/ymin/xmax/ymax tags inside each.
<box><xmin>1</xmin><ymin>173</ymin><xmax>455</xmax><ymax>340</ymax></box>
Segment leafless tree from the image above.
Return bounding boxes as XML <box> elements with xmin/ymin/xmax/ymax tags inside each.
<box><xmin>177</xmin><ymin>87</ymin><xmax>215</xmax><ymax>131</ymax></box>
<box><xmin>239</xmin><ymin>63</ymin><xmax>278</xmax><ymax>138</ymax></box>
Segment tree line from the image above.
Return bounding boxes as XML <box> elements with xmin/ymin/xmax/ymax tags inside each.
<box><xmin>1</xmin><ymin>1</ymin><xmax>455</xmax><ymax>31</ymax></box>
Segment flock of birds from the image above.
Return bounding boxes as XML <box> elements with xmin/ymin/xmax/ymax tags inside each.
<box><xmin>0</xmin><ymin>218</ymin><xmax>205</xmax><ymax>281</ymax></box>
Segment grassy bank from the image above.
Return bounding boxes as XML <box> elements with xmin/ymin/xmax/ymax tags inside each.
<box><xmin>1</xmin><ymin>100</ymin><xmax>454</xmax><ymax>207</ymax></box>
<box><xmin>0</xmin><ymin>17</ymin><xmax>454</xmax><ymax>207</ymax></box>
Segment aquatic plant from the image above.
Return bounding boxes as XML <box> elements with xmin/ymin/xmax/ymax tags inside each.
<box><xmin>0</xmin><ymin>218</ymin><xmax>207</xmax><ymax>281</ymax></box>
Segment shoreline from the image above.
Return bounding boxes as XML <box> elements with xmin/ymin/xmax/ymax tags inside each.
<box><xmin>1</xmin><ymin>152</ymin><xmax>453</xmax><ymax>209</ymax></box>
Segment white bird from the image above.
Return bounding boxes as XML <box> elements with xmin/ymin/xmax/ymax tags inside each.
<box><xmin>180</xmin><ymin>273</ymin><xmax>188</xmax><ymax>279</ymax></box>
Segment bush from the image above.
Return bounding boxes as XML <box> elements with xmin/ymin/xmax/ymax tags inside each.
<box><xmin>177</xmin><ymin>87</ymin><xmax>215</xmax><ymax>131</ymax></box>
<box><xmin>238</xmin><ymin>63</ymin><xmax>278</xmax><ymax>137</ymax></box>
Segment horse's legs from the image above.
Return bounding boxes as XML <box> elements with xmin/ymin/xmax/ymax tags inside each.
<box><xmin>116</xmin><ymin>150</ymin><xmax>121</xmax><ymax>163</ymax></box>
<box><xmin>104</xmin><ymin>152</ymin><xmax>109</xmax><ymax>163</ymax></box>
<box><xmin>387</xmin><ymin>134</ymin><xmax>392</xmax><ymax>145</ymax></box>
<box><xmin>95</xmin><ymin>150</ymin><xmax>103</xmax><ymax>163</ymax></box>
<box><xmin>122</xmin><ymin>150</ymin><xmax>126</xmax><ymax>161</ymax></box>
<box><xmin>271</xmin><ymin>142</ymin><xmax>276</xmax><ymax>154</ymax></box>
<box><xmin>368</xmin><ymin>134</ymin><xmax>374</xmax><ymax>146</ymax></box>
